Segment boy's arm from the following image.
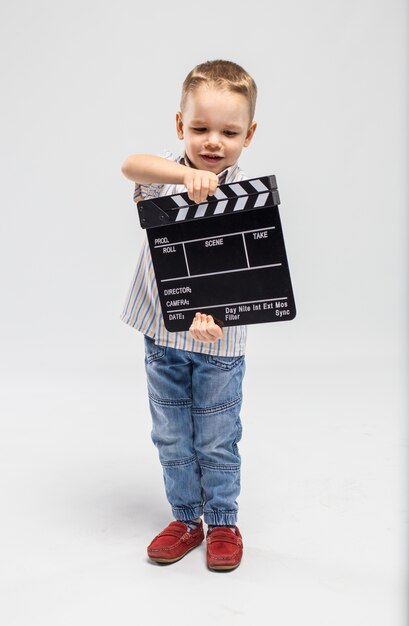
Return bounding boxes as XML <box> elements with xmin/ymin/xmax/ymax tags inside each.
<box><xmin>122</xmin><ymin>155</ymin><xmax>222</xmax><ymax>342</ymax></box>
<box><xmin>121</xmin><ymin>154</ymin><xmax>218</xmax><ymax>204</ymax></box>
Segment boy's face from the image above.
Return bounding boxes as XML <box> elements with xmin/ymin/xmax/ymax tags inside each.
<box><xmin>176</xmin><ymin>85</ymin><xmax>257</xmax><ymax>174</ymax></box>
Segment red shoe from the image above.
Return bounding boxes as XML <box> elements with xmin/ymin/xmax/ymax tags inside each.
<box><xmin>206</xmin><ymin>526</ymin><xmax>243</xmax><ymax>571</ymax></box>
<box><xmin>147</xmin><ymin>520</ymin><xmax>204</xmax><ymax>564</ymax></box>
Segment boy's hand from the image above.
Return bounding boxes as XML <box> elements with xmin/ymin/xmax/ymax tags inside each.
<box><xmin>183</xmin><ymin>169</ymin><xmax>219</xmax><ymax>204</ymax></box>
<box><xmin>189</xmin><ymin>313</ymin><xmax>223</xmax><ymax>343</ymax></box>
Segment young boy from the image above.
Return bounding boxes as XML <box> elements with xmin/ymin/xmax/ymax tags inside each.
<box><xmin>121</xmin><ymin>60</ymin><xmax>257</xmax><ymax>570</ymax></box>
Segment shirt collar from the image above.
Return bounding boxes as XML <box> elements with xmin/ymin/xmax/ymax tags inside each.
<box><xmin>181</xmin><ymin>150</ymin><xmax>239</xmax><ymax>185</ymax></box>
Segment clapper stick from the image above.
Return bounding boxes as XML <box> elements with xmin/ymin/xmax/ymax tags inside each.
<box><xmin>137</xmin><ymin>175</ymin><xmax>296</xmax><ymax>332</ymax></box>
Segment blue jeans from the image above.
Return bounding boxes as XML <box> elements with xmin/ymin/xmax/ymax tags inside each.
<box><xmin>144</xmin><ymin>335</ymin><xmax>245</xmax><ymax>526</ymax></box>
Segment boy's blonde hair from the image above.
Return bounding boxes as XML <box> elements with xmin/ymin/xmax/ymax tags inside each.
<box><xmin>180</xmin><ymin>59</ymin><xmax>257</xmax><ymax>127</ymax></box>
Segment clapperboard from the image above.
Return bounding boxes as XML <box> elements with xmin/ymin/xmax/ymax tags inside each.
<box><xmin>137</xmin><ymin>175</ymin><xmax>296</xmax><ymax>332</ymax></box>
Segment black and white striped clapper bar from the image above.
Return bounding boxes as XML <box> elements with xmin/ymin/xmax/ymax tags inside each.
<box><xmin>137</xmin><ymin>174</ymin><xmax>296</xmax><ymax>332</ymax></box>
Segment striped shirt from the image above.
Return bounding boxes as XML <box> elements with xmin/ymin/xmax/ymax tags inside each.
<box><xmin>120</xmin><ymin>149</ymin><xmax>248</xmax><ymax>356</ymax></box>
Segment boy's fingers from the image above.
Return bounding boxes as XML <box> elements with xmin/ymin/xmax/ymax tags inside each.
<box><xmin>206</xmin><ymin>315</ymin><xmax>223</xmax><ymax>338</ymax></box>
<box><xmin>189</xmin><ymin>313</ymin><xmax>204</xmax><ymax>335</ymax></box>
<box><xmin>193</xmin><ymin>180</ymin><xmax>202</xmax><ymax>204</ymax></box>
<box><xmin>209</xmin><ymin>180</ymin><xmax>218</xmax><ymax>197</ymax></box>
<box><xmin>198</xmin><ymin>185</ymin><xmax>210</xmax><ymax>204</ymax></box>
<box><xmin>206</xmin><ymin>325</ymin><xmax>222</xmax><ymax>339</ymax></box>
<box><xmin>206</xmin><ymin>176</ymin><xmax>219</xmax><ymax>200</ymax></box>
<box><xmin>198</xmin><ymin>313</ymin><xmax>208</xmax><ymax>335</ymax></box>
<box><xmin>185</xmin><ymin>172</ymin><xmax>218</xmax><ymax>203</ymax></box>
<box><xmin>186</xmin><ymin>182</ymin><xmax>195</xmax><ymax>202</ymax></box>
<box><xmin>189</xmin><ymin>312</ymin><xmax>222</xmax><ymax>342</ymax></box>
<box><xmin>188</xmin><ymin>179</ymin><xmax>201</xmax><ymax>203</ymax></box>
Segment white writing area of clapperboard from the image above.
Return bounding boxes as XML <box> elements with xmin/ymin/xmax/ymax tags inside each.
<box><xmin>137</xmin><ymin>175</ymin><xmax>296</xmax><ymax>331</ymax></box>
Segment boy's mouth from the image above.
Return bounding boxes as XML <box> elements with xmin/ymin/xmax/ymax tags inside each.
<box><xmin>200</xmin><ymin>154</ymin><xmax>223</xmax><ymax>164</ymax></box>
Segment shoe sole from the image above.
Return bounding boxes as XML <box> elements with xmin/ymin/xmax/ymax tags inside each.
<box><xmin>148</xmin><ymin>541</ymin><xmax>203</xmax><ymax>564</ymax></box>
<box><xmin>207</xmin><ymin>562</ymin><xmax>241</xmax><ymax>571</ymax></box>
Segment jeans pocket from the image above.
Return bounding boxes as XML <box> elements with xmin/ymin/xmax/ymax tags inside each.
<box><xmin>144</xmin><ymin>335</ymin><xmax>167</xmax><ymax>364</ymax></box>
<box><xmin>205</xmin><ymin>354</ymin><xmax>245</xmax><ymax>371</ymax></box>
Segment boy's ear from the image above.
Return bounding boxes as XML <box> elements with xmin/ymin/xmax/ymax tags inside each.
<box><xmin>176</xmin><ymin>112</ymin><xmax>184</xmax><ymax>139</ymax></box>
<box><xmin>243</xmin><ymin>121</ymin><xmax>257</xmax><ymax>147</ymax></box>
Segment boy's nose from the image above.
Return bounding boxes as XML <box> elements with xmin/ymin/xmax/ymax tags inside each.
<box><xmin>204</xmin><ymin>134</ymin><xmax>222</xmax><ymax>148</ymax></box>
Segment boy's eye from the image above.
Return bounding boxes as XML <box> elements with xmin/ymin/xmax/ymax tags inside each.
<box><xmin>191</xmin><ymin>128</ymin><xmax>238</xmax><ymax>136</ymax></box>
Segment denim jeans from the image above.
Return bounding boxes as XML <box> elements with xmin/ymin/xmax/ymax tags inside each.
<box><xmin>144</xmin><ymin>335</ymin><xmax>245</xmax><ymax>526</ymax></box>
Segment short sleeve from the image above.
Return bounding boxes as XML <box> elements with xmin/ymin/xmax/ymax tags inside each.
<box><xmin>133</xmin><ymin>150</ymin><xmax>178</xmax><ymax>203</ymax></box>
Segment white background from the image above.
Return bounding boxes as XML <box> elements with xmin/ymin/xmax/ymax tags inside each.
<box><xmin>0</xmin><ymin>1</ymin><xmax>407</xmax><ymax>624</ymax></box>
